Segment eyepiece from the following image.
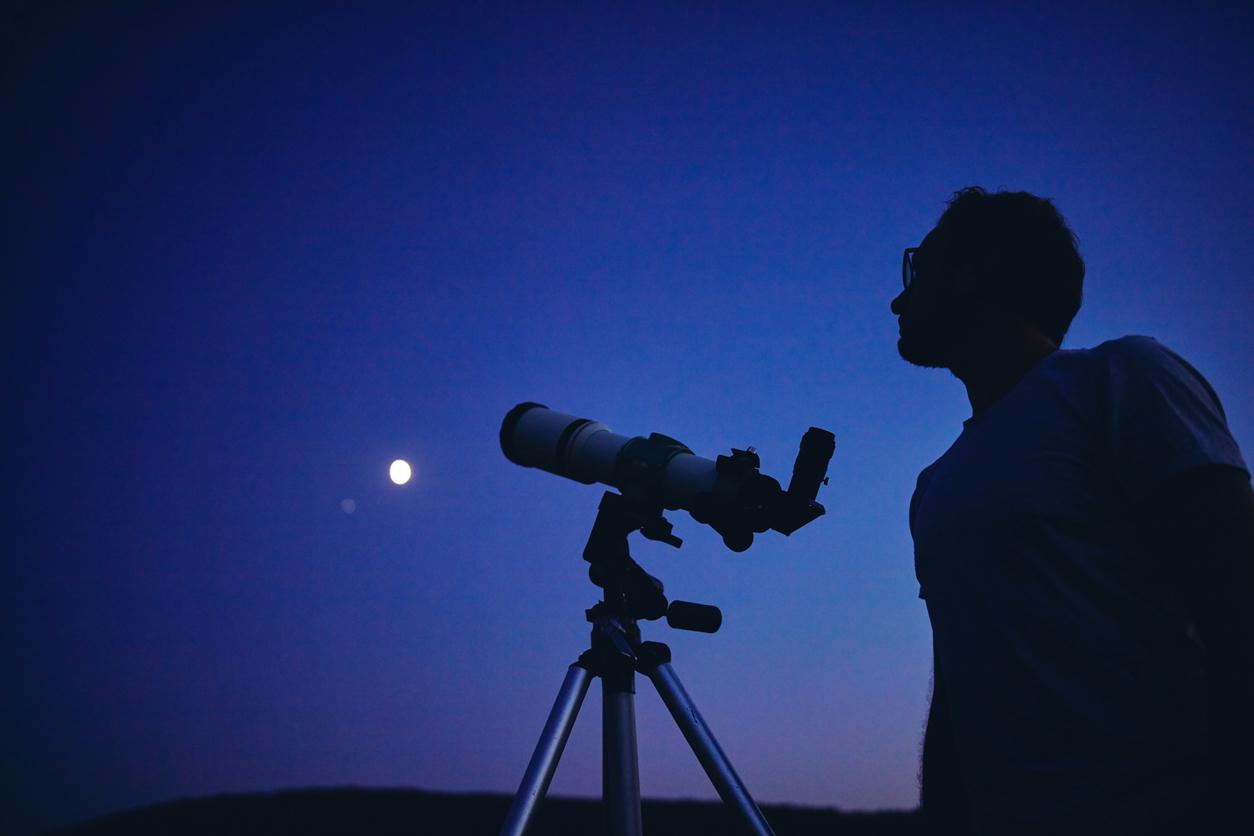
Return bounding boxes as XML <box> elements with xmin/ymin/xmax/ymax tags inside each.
<box><xmin>787</xmin><ymin>427</ymin><xmax>836</xmax><ymax>502</ymax></box>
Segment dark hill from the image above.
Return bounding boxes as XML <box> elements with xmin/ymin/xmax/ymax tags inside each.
<box><xmin>46</xmin><ymin>787</ymin><xmax>923</xmax><ymax>835</ymax></box>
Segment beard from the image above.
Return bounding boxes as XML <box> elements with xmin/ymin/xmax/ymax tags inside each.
<box><xmin>896</xmin><ymin>301</ymin><xmax>982</xmax><ymax>370</ymax></box>
<box><xmin>897</xmin><ymin>322</ymin><xmax>957</xmax><ymax>369</ymax></box>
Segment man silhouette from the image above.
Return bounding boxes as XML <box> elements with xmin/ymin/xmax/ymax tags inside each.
<box><xmin>892</xmin><ymin>188</ymin><xmax>1254</xmax><ymax>835</ymax></box>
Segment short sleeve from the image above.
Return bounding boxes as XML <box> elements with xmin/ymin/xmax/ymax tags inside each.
<box><xmin>1102</xmin><ymin>336</ymin><xmax>1248</xmax><ymax>506</ymax></box>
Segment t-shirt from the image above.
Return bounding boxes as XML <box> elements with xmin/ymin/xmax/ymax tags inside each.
<box><xmin>910</xmin><ymin>335</ymin><xmax>1249</xmax><ymax>833</ymax></box>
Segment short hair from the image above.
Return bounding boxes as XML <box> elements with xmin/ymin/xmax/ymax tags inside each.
<box><xmin>934</xmin><ymin>186</ymin><xmax>1085</xmax><ymax>345</ymax></box>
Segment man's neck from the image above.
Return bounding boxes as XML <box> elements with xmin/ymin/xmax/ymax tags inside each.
<box><xmin>951</xmin><ymin>325</ymin><xmax>1059</xmax><ymax>420</ymax></box>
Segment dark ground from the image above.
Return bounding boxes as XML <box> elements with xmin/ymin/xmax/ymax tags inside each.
<box><xmin>46</xmin><ymin>787</ymin><xmax>924</xmax><ymax>835</ymax></box>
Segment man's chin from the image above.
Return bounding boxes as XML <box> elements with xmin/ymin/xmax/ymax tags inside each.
<box><xmin>897</xmin><ymin>334</ymin><xmax>950</xmax><ymax>369</ymax></box>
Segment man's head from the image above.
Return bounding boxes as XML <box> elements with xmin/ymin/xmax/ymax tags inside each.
<box><xmin>891</xmin><ymin>187</ymin><xmax>1085</xmax><ymax>369</ymax></box>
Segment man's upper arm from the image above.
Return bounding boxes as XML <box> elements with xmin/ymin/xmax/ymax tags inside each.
<box><xmin>1135</xmin><ymin>463</ymin><xmax>1254</xmax><ymax>796</ymax></box>
<box><xmin>1136</xmin><ymin>463</ymin><xmax>1254</xmax><ymax>656</ymax></box>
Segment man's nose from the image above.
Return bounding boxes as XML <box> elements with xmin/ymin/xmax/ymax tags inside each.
<box><xmin>890</xmin><ymin>288</ymin><xmax>908</xmax><ymax>316</ymax></box>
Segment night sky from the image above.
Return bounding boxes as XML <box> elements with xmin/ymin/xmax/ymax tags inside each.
<box><xmin>6</xmin><ymin>3</ymin><xmax>1253</xmax><ymax>834</ymax></box>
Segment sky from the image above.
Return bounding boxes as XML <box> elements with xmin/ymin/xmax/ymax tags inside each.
<box><xmin>5</xmin><ymin>2</ymin><xmax>1253</xmax><ymax>833</ymax></box>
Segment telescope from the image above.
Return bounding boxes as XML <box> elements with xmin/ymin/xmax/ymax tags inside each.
<box><xmin>497</xmin><ymin>403</ymin><xmax>835</xmax><ymax>836</ymax></box>
<box><xmin>500</xmin><ymin>402</ymin><xmax>835</xmax><ymax>552</ymax></box>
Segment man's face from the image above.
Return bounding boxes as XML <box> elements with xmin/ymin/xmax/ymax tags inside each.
<box><xmin>890</xmin><ymin>227</ymin><xmax>970</xmax><ymax>369</ymax></box>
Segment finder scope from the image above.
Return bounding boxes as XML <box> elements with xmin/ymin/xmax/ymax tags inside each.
<box><xmin>500</xmin><ymin>403</ymin><xmax>834</xmax><ymax>551</ymax></box>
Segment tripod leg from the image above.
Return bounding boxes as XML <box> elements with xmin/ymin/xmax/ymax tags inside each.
<box><xmin>646</xmin><ymin>662</ymin><xmax>776</xmax><ymax>836</ymax></box>
<box><xmin>500</xmin><ymin>663</ymin><xmax>593</xmax><ymax>836</ymax></box>
<box><xmin>602</xmin><ymin>668</ymin><xmax>644</xmax><ymax>836</ymax></box>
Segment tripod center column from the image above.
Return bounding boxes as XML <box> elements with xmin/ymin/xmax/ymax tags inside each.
<box><xmin>596</xmin><ymin>613</ymin><xmax>644</xmax><ymax>836</ymax></box>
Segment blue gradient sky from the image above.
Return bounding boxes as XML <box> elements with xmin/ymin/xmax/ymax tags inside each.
<box><xmin>6</xmin><ymin>3</ymin><xmax>1253</xmax><ymax>833</ymax></box>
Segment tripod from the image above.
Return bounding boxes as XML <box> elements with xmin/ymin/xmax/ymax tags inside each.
<box><xmin>500</xmin><ymin>492</ymin><xmax>776</xmax><ymax>836</ymax></box>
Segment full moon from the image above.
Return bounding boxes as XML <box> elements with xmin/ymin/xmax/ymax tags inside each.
<box><xmin>389</xmin><ymin>459</ymin><xmax>412</xmax><ymax>485</ymax></box>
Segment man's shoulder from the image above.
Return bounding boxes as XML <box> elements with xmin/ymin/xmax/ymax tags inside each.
<box><xmin>1089</xmin><ymin>334</ymin><xmax>1186</xmax><ymax>370</ymax></box>
<box><xmin>1089</xmin><ymin>334</ymin><xmax>1219</xmax><ymax>398</ymax></box>
<box><xmin>1090</xmin><ymin>335</ymin><xmax>1240</xmax><ymax>468</ymax></box>
<box><xmin>1060</xmin><ymin>335</ymin><xmax>1204</xmax><ymax>394</ymax></box>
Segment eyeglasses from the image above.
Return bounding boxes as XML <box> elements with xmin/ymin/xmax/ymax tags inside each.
<box><xmin>902</xmin><ymin>247</ymin><xmax>919</xmax><ymax>290</ymax></box>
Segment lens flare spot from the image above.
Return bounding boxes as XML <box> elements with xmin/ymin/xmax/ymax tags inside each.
<box><xmin>389</xmin><ymin>459</ymin><xmax>412</xmax><ymax>485</ymax></box>
<box><xmin>340</xmin><ymin>498</ymin><xmax>356</xmax><ymax>514</ymax></box>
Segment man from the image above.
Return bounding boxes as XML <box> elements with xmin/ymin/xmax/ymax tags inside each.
<box><xmin>891</xmin><ymin>187</ymin><xmax>1254</xmax><ymax>834</ymax></box>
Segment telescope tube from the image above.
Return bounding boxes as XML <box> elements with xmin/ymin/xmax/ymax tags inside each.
<box><xmin>499</xmin><ymin>403</ymin><xmax>719</xmax><ymax>510</ymax></box>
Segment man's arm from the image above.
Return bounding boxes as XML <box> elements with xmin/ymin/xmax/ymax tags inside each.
<box><xmin>1135</xmin><ymin>463</ymin><xmax>1254</xmax><ymax>799</ymax></box>
<box><xmin>920</xmin><ymin>659</ymin><xmax>972</xmax><ymax>833</ymax></box>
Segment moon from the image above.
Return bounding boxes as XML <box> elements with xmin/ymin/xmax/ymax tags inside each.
<box><xmin>389</xmin><ymin>459</ymin><xmax>412</xmax><ymax>485</ymax></box>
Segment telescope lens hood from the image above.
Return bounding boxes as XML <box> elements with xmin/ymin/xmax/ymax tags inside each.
<box><xmin>500</xmin><ymin>402</ymin><xmax>548</xmax><ymax>465</ymax></box>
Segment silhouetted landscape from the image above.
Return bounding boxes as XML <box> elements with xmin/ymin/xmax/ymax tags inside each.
<box><xmin>45</xmin><ymin>788</ymin><xmax>923</xmax><ymax>835</ymax></box>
